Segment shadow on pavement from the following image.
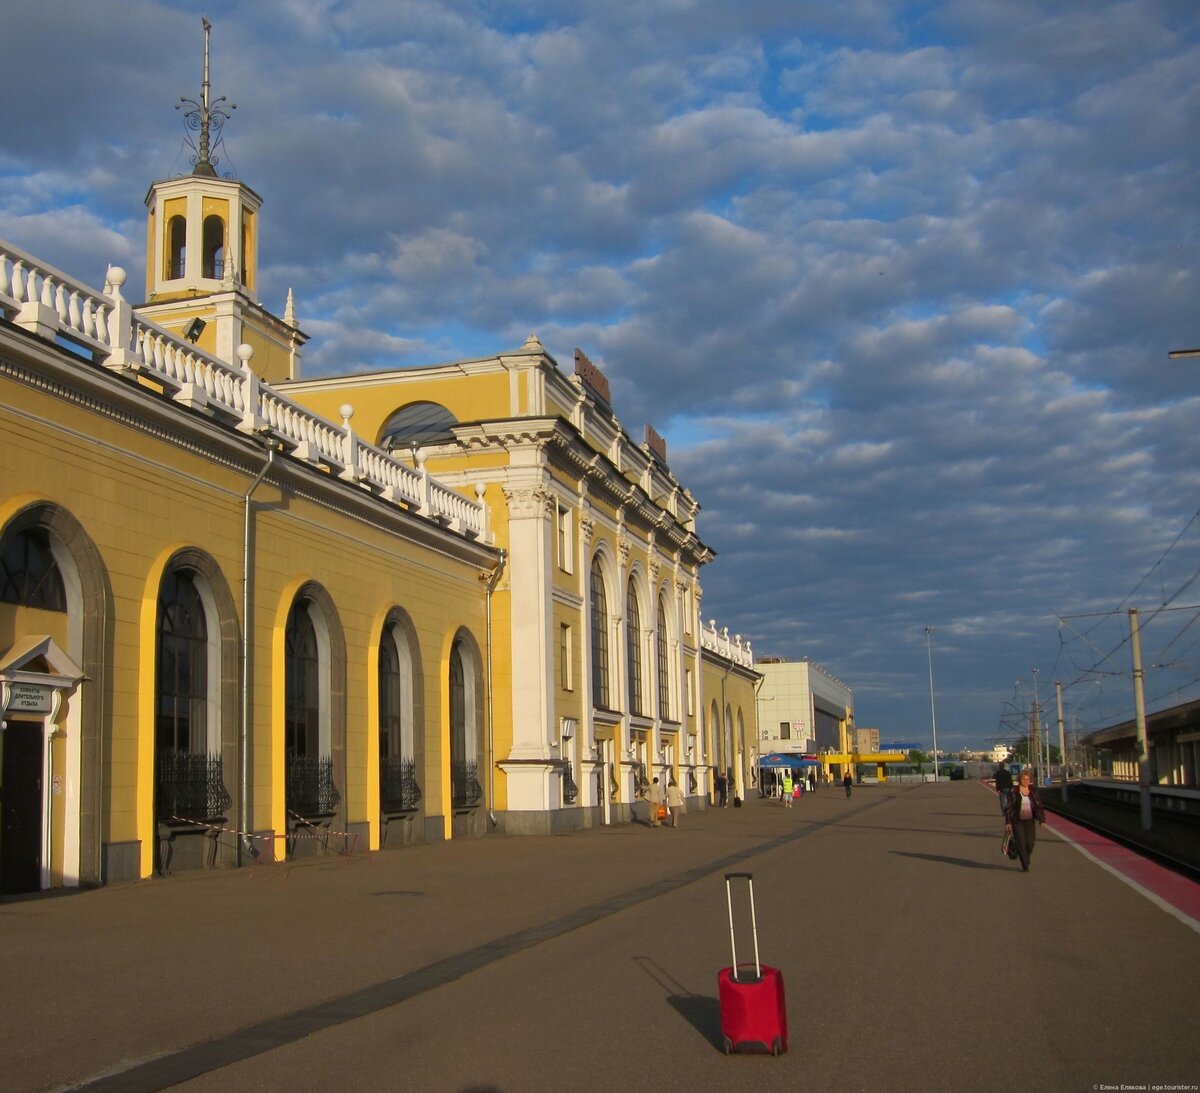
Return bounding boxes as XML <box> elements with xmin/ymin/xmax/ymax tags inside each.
<box><xmin>666</xmin><ymin>993</ymin><xmax>724</xmax><ymax>1051</ymax></box>
<box><xmin>633</xmin><ymin>955</ymin><xmax>724</xmax><ymax>1052</ymax></box>
<box><xmin>890</xmin><ymin>851</ymin><xmax>1012</xmax><ymax>870</ymax></box>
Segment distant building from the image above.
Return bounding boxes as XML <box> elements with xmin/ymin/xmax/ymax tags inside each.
<box><xmin>755</xmin><ymin>659</ymin><xmax>852</xmax><ymax>759</ymax></box>
<box><xmin>1082</xmin><ymin>699</ymin><xmax>1198</xmax><ymax>787</ymax></box>
<box><xmin>852</xmin><ymin>727</ymin><xmax>880</xmax><ymax>754</ymax></box>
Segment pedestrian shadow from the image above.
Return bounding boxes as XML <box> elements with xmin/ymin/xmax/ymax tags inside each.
<box><xmin>633</xmin><ymin>955</ymin><xmax>724</xmax><ymax>1051</ymax></box>
<box><xmin>891</xmin><ymin>850</ymin><xmax>1012</xmax><ymax>871</ymax></box>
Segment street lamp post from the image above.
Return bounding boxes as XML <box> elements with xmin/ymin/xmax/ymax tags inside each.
<box><xmin>924</xmin><ymin>626</ymin><xmax>939</xmax><ymax>782</ymax></box>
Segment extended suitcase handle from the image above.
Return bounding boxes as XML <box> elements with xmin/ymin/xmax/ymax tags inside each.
<box><xmin>725</xmin><ymin>872</ymin><xmax>761</xmax><ymax>981</ymax></box>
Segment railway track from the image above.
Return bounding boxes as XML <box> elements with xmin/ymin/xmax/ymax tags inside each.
<box><xmin>1040</xmin><ymin>788</ymin><xmax>1200</xmax><ymax>882</ymax></box>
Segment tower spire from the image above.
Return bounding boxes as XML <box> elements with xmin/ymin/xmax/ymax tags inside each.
<box><xmin>177</xmin><ymin>17</ymin><xmax>236</xmax><ymax>178</ymax></box>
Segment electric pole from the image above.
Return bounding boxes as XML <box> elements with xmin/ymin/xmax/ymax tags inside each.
<box><xmin>1056</xmin><ymin>679</ymin><xmax>1068</xmax><ymax>803</ymax></box>
<box><xmin>1128</xmin><ymin>607</ymin><xmax>1152</xmax><ymax>830</ymax></box>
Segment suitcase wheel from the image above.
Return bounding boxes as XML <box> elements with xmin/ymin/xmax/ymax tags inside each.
<box><xmin>771</xmin><ymin>1037</ymin><xmax>783</xmax><ymax>1057</ymax></box>
<box><xmin>723</xmin><ymin>1037</ymin><xmax>732</xmax><ymax>1055</ymax></box>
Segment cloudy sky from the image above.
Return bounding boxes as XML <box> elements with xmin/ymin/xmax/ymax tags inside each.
<box><xmin>3</xmin><ymin>0</ymin><xmax>1199</xmax><ymax>752</ymax></box>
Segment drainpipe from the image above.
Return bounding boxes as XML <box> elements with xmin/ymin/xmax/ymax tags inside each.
<box><xmin>240</xmin><ymin>440</ymin><xmax>278</xmax><ymax>863</ymax></box>
<box><xmin>484</xmin><ymin>548</ymin><xmax>506</xmax><ymax>827</ymax></box>
<box><xmin>720</xmin><ymin>661</ymin><xmax>733</xmax><ymax>801</ymax></box>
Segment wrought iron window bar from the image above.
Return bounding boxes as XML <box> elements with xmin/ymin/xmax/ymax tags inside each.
<box><xmin>633</xmin><ymin>762</ymin><xmax>650</xmax><ymax>798</ymax></box>
<box><xmin>562</xmin><ymin>764</ymin><xmax>578</xmax><ymax>806</ymax></box>
<box><xmin>380</xmin><ymin>756</ymin><xmax>422</xmax><ymax>812</ymax></box>
<box><xmin>451</xmin><ymin>760</ymin><xmax>483</xmax><ymax>809</ymax></box>
<box><xmin>286</xmin><ymin>754</ymin><xmax>340</xmax><ymax>817</ymax></box>
<box><xmin>156</xmin><ymin>751</ymin><xmax>233</xmax><ymax>822</ymax></box>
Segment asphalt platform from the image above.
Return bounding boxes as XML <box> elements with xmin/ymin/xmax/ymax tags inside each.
<box><xmin>1</xmin><ymin>779</ymin><xmax>1197</xmax><ymax>1093</ymax></box>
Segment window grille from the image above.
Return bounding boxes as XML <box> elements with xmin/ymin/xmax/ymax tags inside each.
<box><xmin>451</xmin><ymin>760</ymin><xmax>483</xmax><ymax>808</ymax></box>
<box><xmin>380</xmin><ymin>757</ymin><xmax>422</xmax><ymax>812</ymax></box>
<box><xmin>156</xmin><ymin>752</ymin><xmax>231</xmax><ymax>822</ymax></box>
<box><xmin>286</xmin><ymin>755</ymin><xmax>340</xmax><ymax>816</ymax></box>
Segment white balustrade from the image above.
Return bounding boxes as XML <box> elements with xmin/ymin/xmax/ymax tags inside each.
<box><xmin>701</xmin><ymin>619</ymin><xmax>754</xmax><ymax>668</ymax></box>
<box><xmin>0</xmin><ymin>234</ymin><xmax>493</xmax><ymax>546</ymax></box>
<box><xmin>0</xmin><ymin>243</ymin><xmax>113</xmax><ymax>356</ymax></box>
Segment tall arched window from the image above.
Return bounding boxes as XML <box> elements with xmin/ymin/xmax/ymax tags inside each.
<box><xmin>285</xmin><ymin>598</ymin><xmax>337</xmax><ymax>817</ymax></box>
<box><xmin>0</xmin><ymin>527</ymin><xmax>66</xmax><ymax>610</ymax></box>
<box><xmin>167</xmin><ymin>215</ymin><xmax>186</xmax><ymax>279</ymax></box>
<box><xmin>285</xmin><ymin>601</ymin><xmax>318</xmax><ymax>760</ymax></box>
<box><xmin>379</xmin><ymin>623</ymin><xmax>420</xmax><ymax>811</ymax></box>
<box><xmin>156</xmin><ymin>569</ymin><xmax>207</xmax><ymax>756</ymax></box>
<box><xmin>449</xmin><ymin>638</ymin><xmax>481</xmax><ymax>808</ymax></box>
<box><xmin>202</xmin><ymin>214</ymin><xmax>225</xmax><ymax>279</ymax></box>
<box><xmin>626</xmin><ymin>580</ymin><xmax>643</xmax><ymax>715</ymax></box>
<box><xmin>657</xmin><ymin>593</ymin><xmax>671</xmax><ymax>721</ymax></box>
<box><xmin>155</xmin><ymin>568</ymin><xmax>230</xmax><ymax>825</ymax></box>
<box><xmin>590</xmin><ymin>557</ymin><xmax>610</xmax><ymax>709</ymax></box>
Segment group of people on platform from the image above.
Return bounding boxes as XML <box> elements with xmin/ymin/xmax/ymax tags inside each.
<box><xmin>765</xmin><ymin>768</ymin><xmax>819</xmax><ymax>807</ymax></box>
<box><xmin>760</xmin><ymin>767</ymin><xmax>856</xmax><ymax>803</ymax></box>
<box><xmin>650</xmin><ymin>758</ymin><xmax>1048</xmax><ymax>869</ymax></box>
<box><xmin>643</xmin><ymin>762</ymin><xmax>880</xmax><ymax>828</ymax></box>
<box><xmin>645</xmin><ymin>777</ymin><xmax>686</xmax><ymax>828</ymax></box>
<box><xmin>994</xmin><ymin>762</ymin><xmax>1046</xmax><ymax>871</ymax></box>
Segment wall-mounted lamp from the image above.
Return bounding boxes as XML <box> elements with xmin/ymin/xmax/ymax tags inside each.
<box><xmin>184</xmin><ymin>317</ymin><xmax>206</xmax><ymax>343</ymax></box>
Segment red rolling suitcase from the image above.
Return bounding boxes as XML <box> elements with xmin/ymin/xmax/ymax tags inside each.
<box><xmin>718</xmin><ymin>871</ymin><xmax>788</xmax><ymax>1056</ymax></box>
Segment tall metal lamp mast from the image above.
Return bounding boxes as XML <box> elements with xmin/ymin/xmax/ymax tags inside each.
<box><xmin>924</xmin><ymin>626</ymin><xmax>939</xmax><ymax>780</ymax></box>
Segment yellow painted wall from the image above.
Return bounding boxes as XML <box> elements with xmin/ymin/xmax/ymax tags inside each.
<box><xmin>1</xmin><ymin>356</ymin><xmax>490</xmax><ymax>882</ymax></box>
<box><xmin>286</xmin><ymin>369</ymin><xmax>515</xmax><ymax>448</ymax></box>
<box><xmin>241</xmin><ymin>207</ymin><xmax>256</xmax><ymax>293</ymax></box>
<box><xmin>145</xmin><ymin>208</ymin><xmax>156</xmax><ymax>294</ymax></box>
<box><xmin>241</xmin><ymin>323</ymin><xmax>294</xmax><ymax>384</ymax></box>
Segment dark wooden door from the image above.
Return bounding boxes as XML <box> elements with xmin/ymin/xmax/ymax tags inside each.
<box><xmin>1</xmin><ymin>721</ymin><xmax>44</xmax><ymax>895</ymax></box>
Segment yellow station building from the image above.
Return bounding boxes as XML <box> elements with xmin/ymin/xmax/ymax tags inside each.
<box><xmin>0</xmin><ymin>40</ymin><xmax>760</xmax><ymax>894</ymax></box>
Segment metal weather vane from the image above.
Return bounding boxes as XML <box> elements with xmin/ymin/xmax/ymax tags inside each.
<box><xmin>176</xmin><ymin>17</ymin><xmax>236</xmax><ymax>177</ymax></box>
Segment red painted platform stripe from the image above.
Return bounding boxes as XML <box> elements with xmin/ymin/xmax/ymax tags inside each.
<box><xmin>979</xmin><ymin>780</ymin><xmax>1199</xmax><ymax>932</ymax></box>
<box><xmin>1044</xmin><ymin>809</ymin><xmax>1200</xmax><ymax>933</ymax></box>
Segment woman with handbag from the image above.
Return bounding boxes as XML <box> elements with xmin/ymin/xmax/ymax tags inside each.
<box><xmin>666</xmin><ymin>779</ymin><xmax>684</xmax><ymax>827</ymax></box>
<box><xmin>1004</xmin><ymin>770</ymin><xmax>1046</xmax><ymax>872</ymax></box>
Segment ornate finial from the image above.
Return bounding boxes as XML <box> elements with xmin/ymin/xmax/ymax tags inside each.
<box><xmin>284</xmin><ymin>288</ymin><xmax>297</xmax><ymax>327</ymax></box>
<box><xmin>176</xmin><ymin>17</ymin><xmax>236</xmax><ymax>178</ymax></box>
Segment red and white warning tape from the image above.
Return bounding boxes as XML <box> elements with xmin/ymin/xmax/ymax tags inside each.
<box><xmin>167</xmin><ymin>815</ymin><xmax>362</xmax><ymax>860</ymax></box>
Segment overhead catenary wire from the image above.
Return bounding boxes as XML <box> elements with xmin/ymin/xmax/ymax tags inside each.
<box><xmin>1047</xmin><ymin>509</ymin><xmax>1200</xmax><ymax>736</ymax></box>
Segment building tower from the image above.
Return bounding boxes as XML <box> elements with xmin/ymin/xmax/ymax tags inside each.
<box><xmin>138</xmin><ymin>18</ymin><xmax>306</xmax><ymax>381</ymax></box>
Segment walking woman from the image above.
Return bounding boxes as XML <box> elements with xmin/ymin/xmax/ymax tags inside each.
<box><xmin>1004</xmin><ymin>769</ymin><xmax>1046</xmax><ymax>872</ymax></box>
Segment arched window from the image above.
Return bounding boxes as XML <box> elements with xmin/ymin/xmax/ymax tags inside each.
<box><xmin>626</xmin><ymin>580</ymin><xmax>643</xmax><ymax>715</ymax></box>
<box><xmin>285</xmin><ymin>598</ymin><xmax>338</xmax><ymax>817</ymax></box>
<box><xmin>202</xmin><ymin>214</ymin><xmax>225</xmax><ymax>279</ymax></box>
<box><xmin>379</xmin><ymin>632</ymin><xmax>402</xmax><ymax>762</ymax></box>
<box><xmin>285</xmin><ymin>600</ymin><xmax>319</xmax><ymax>760</ymax></box>
<box><xmin>450</xmin><ymin>642</ymin><xmax>465</xmax><ymax>764</ymax></box>
<box><xmin>590</xmin><ymin>557</ymin><xmax>609</xmax><ymax>709</ymax></box>
<box><xmin>155</xmin><ymin>568</ymin><xmax>230</xmax><ymax>826</ymax></box>
<box><xmin>449</xmin><ymin>638</ymin><xmax>481</xmax><ymax>808</ymax></box>
<box><xmin>156</xmin><ymin>569</ymin><xmax>207</xmax><ymax>755</ymax></box>
<box><xmin>167</xmin><ymin>215</ymin><xmax>186</xmax><ymax>280</ymax></box>
<box><xmin>657</xmin><ymin>593</ymin><xmax>671</xmax><ymax>721</ymax></box>
<box><xmin>378</xmin><ymin>402</ymin><xmax>458</xmax><ymax>451</ymax></box>
<box><xmin>379</xmin><ymin>623</ymin><xmax>420</xmax><ymax>811</ymax></box>
<box><xmin>0</xmin><ymin>527</ymin><xmax>66</xmax><ymax>611</ymax></box>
